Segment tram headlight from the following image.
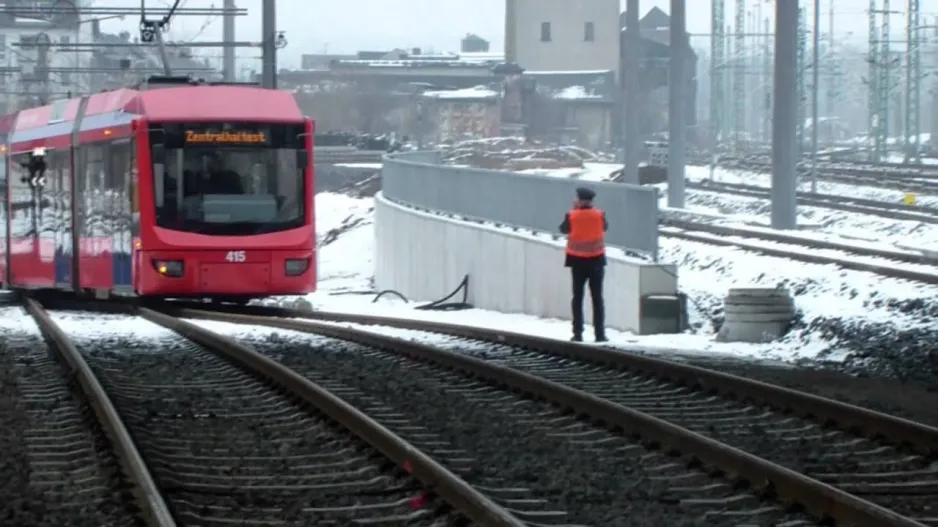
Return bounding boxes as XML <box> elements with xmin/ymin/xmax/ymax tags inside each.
<box><xmin>284</xmin><ymin>258</ymin><xmax>309</xmax><ymax>276</ymax></box>
<box><xmin>152</xmin><ymin>259</ymin><xmax>184</xmax><ymax>277</ymax></box>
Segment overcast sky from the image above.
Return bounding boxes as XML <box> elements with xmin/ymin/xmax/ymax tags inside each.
<box><xmin>91</xmin><ymin>0</ymin><xmax>919</xmax><ymax>70</ymax></box>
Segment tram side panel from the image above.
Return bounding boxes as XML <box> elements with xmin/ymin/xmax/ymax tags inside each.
<box><xmin>0</xmin><ymin>149</ymin><xmax>7</xmax><ymax>287</ymax></box>
<box><xmin>8</xmin><ymin>150</ymin><xmax>55</xmax><ymax>288</ymax></box>
<box><xmin>49</xmin><ymin>149</ymin><xmax>73</xmax><ymax>289</ymax></box>
<box><xmin>75</xmin><ymin>139</ymin><xmax>135</xmax><ymax>294</ymax></box>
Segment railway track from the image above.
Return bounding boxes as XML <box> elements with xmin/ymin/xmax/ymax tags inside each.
<box><xmin>0</xmin><ymin>306</ymin><xmax>141</xmax><ymax>525</ymax></box>
<box><xmin>211</xmin><ymin>319</ymin><xmax>820</xmax><ymax>525</ymax></box>
<box><xmin>703</xmin><ymin>158</ymin><xmax>938</xmax><ymax>193</ymax></box>
<box><xmin>657</xmin><ymin>215</ymin><xmax>938</xmax><ymax>284</ymax></box>
<box><xmin>27</xmin><ymin>300</ymin><xmax>825</xmax><ymax>526</ymax></box>
<box><xmin>17</xmin><ymin>299</ymin><xmax>524</xmax><ymax>526</ymax></box>
<box><xmin>688</xmin><ymin>179</ymin><xmax>938</xmax><ymax>223</ymax></box>
<box><xmin>166</xmin><ymin>302</ymin><xmax>938</xmax><ymax>527</ymax></box>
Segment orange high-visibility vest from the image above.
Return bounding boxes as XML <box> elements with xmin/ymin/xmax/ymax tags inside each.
<box><xmin>565</xmin><ymin>208</ymin><xmax>605</xmax><ymax>257</ymax></box>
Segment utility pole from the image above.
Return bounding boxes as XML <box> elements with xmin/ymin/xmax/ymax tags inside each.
<box><xmin>826</xmin><ymin>1</ymin><xmax>835</xmax><ymax>118</ymax></box>
<box><xmin>868</xmin><ymin>0</ymin><xmax>892</xmax><ymax>164</ymax></box>
<box><xmin>761</xmin><ymin>17</ymin><xmax>773</xmax><ymax>144</ymax></box>
<box><xmin>772</xmin><ymin>0</ymin><xmax>799</xmax><ymax>229</ymax></box>
<box><xmin>709</xmin><ymin>0</ymin><xmax>725</xmax><ymax>179</ymax></box>
<box><xmin>621</xmin><ymin>0</ymin><xmax>641</xmax><ymax>185</ymax></box>
<box><xmin>905</xmin><ymin>0</ymin><xmax>921</xmax><ymax>162</ymax></box>
<box><xmin>667</xmin><ymin>0</ymin><xmax>686</xmax><ymax>208</ymax></box>
<box><xmin>261</xmin><ymin>0</ymin><xmax>277</xmax><ymax>89</ymax></box>
<box><xmin>37</xmin><ymin>33</ymin><xmax>52</xmax><ymax>105</ymax></box>
<box><xmin>223</xmin><ymin>0</ymin><xmax>236</xmax><ymax>81</ymax></box>
<box><xmin>731</xmin><ymin>0</ymin><xmax>743</xmax><ymax>153</ymax></box>
<box><xmin>810</xmin><ymin>0</ymin><xmax>820</xmax><ymax>193</ymax></box>
<box><xmin>796</xmin><ymin>8</ymin><xmax>807</xmax><ymax>158</ymax></box>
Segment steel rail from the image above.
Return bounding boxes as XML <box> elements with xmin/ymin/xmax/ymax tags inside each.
<box><xmin>658</xmin><ymin>227</ymin><xmax>938</xmax><ymax>284</ymax></box>
<box><xmin>660</xmin><ymin>216</ymin><xmax>938</xmax><ymax>266</ymax></box>
<box><xmin>161</xmin><ymin>302</ymin><xmax>938</xmax><ymax>456</ymax></box>
<box><xmin>136</xmin><ymin>307</ymin><xmax>526</xmax><ymax>527</ymax></box>
<box><xmin>166</xmin><ymin>307</ymin><xmax>929</xmax><ymax>527</ymax></box>
<box><xmin>687</xmin><ymin>180</ymin><xmax>938</xmax><ymax>223</ymax></box>
<box><xmin>24</xmin><ymin>298</ymin><xmax>176</xmax><ymax>526</ymax></box>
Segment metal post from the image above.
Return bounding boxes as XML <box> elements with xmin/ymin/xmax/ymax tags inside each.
<box><xmin>667</xmin><ymin>0</ymin><xmax>686</xmax><ymax>208</ymax></box>
<box><xmin>868</xmin><ymin>0</ymin><xmax>880</xmax><ymax>163</ymax></box>
<box><xmin>37</xmin><ymin>33</ymin><xmax>51</xmax><ymax>105</ymax></box>
<box><xmin>763</xmin><ymin>17</ymin><xmax>771</xmax><ymax>145</ymax></box>
<box><xmin>826</xmin><ymin>1</ymin><xmax>835</xmax><ymax>118</ymax></box>
<box><xmin>223</xmin><ymin>0</ymin><xmax>236</xmax><ymax>81</ymax></box>
<box><xmin>905</xmin><ymin>0</ymin><xmax>921</xmax><ymax>162</ymax></box>
<box><xmin>621</xmin><ymin>0</ymin><xmax>640</xmax><ymax>185</ymax></box>
<box><xmin>732</xmin><ymin>0</ymin><xmax>744</xmax><ymax>153</ymax></box>
<box><xmin>810</xmin><ymin>0</ymin><xmax>820</xmax><ymax>192</ymax></box>
<box><xmin>153</xmin><ymin>28</ymin><xmax>172</xmax><ymax>76</ymax></box>
<box><xmin>261</xmin><ymin>0</ymin><xmax>277</xmax><ymax>89</ymax></box>
<box><xmin>878</xmin><ymin>0</ymin><xmax>891</xmax><ymax>163</ymax></box>
<box><xmin>709</xmin><ymin>0</ymin><xmax>725</xmax><ymax>179</ymax></box>
<box><xmin>796</xmin><ymin>8</ymin><xmax>807</xmax><ymax>158</ymax></box>
<box><xmin>772</xmin><ymin>0</ymin><xmax>799</xmax><ymax>229</ymax></box>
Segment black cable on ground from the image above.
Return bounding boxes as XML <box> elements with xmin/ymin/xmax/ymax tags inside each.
<box><xmin>415</xmin><ymin>274</ymin><xmax>472</xmax><ymax>311</ymax></box>
<box><xmin>368</xmin><ymin>274</ymin><xmax>474</xmax><ymax>311</ymax></box>
<box><xmin>371</xmin><ymin>290</ymin><xmax>408</xmax><ymax>303</ymax></box>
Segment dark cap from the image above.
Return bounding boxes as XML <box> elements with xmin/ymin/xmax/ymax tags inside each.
<box><xmin>575</xmin><ymin>187</ymin><xmax>596</xmax><ymax>201</ymax></box>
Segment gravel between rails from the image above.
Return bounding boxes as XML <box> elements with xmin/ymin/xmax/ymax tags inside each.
<box><xmin>203</xmin><ymin>321</ymin><xmax>821</xmax><ymax>527</ymax></box>
<box><xmin>675</xmin><ymin>357</ymin><xmax>938</xmax><ymax>428</ymax></box>
<box><xmin>52</xmin><ymin>312</ymin><xmax>460</xmax><ymax>526</ymax></box>
<box><xmin>0</xmin><ymin>307</ymin><xmax>139</xmax><ymax>526</ymax></box>
<box><xmin>427</xmin><ymin>338</ymin><xmax>938</xmax><ymax>522</ymax></box>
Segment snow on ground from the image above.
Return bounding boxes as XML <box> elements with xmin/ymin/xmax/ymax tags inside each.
<box><xmin>0</xmin><ymin>306</ymin><xmax>38</xmax><ymax>335</ymax></box>
<box><xmin>677</xmin><ymin>185</ymin><xmax>938</xmax><ymax>249</ymax></box>
<box><xmin>291</xmin><ymin>192</ymin><xmax>937</xmax><ymax>368</ymax></box>
<box><xmin>315</xmin><ymin>193</ymin><xmax>375</xmax><ymax>292</ymax></box>
<box><xmin>47</xmin><ymin>312</ymin><xmax>171</xmax><ymax>342</ymax></box>
<box><xmin>305</xmin><ymin>193</ymin><xmax>801</xmax><ymax>363</ymax></box>
<box><xmin>333</xmin><ymin>163</ymin><xmax>383</xmax><ymax>169</ymax></box>
<box><xmin>686</xmin><ymin>164</ymin><xmax>938</xmax><ymax>206</ymax></box>
<box><xmin>518</xmin><ymin>162</ymin><xmax>622</xmax><ymax>182</ymax></box>
<box><xmin>534</xmin><ymin>162</ymin><xmax>938</xmax><ymax>250</ymax></box>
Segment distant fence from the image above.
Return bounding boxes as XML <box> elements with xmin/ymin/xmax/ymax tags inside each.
<box><xmin>381</xmin><ymin>151</ymin><xmax>660</xmax><ymax>260</ymax></box>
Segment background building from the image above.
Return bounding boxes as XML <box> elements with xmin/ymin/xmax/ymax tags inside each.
<box><xmin>504</xmin><ymin>0</ymin><xmax>621</xmax><ymax>80</ymax></box>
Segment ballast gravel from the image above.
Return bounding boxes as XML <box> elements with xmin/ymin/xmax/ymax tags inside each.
<box><xmin>0</xmin><ymin>309</ymin><xmax>138</xmax><ymax>526</ymax></box>
<box><xmin>243</xmin><ymin>331</ymin><xmax>819</xmax><ymax>527</ymax></box>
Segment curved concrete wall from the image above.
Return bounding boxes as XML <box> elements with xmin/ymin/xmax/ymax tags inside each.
<box><xmin>374</xmin><ymin>192</ymin><xmax>679</xmax><ymax>334</ymax></box>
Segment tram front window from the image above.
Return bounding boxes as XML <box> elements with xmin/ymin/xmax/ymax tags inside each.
<box><xmin>153</xmin><ymin>137</ymin><xmax>307</xmax><ymax>235</ymax></box>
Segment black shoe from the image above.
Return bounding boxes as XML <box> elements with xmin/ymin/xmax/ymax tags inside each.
<box><xmin>571</xmin><ymin>334</ymin><xmax>583</xmax><ymax>342</ymax></box>
<box><xmin>595</xmin><ymin>335</ymin><xmax>608</xmax><ymax>342</ymax></box>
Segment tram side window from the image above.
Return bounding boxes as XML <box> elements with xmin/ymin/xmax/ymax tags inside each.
<box><xmin>44</xmin><ymin>150</ymin><xmax>68</xmax><ymax>233</ymax></box>
<box><xmin>82</xmin><ymin>144</ymin><xmax>105</xmax><ymax>232</ymax></box>
<box><xmin>108</xmin><ymin>141</ymin><xmax>132</xmax><ymax>210</ymax></box>
<box><xmin>9</xmin><ymin>152</ymin><xmax>32</xmax><ymax>237</ymax></box>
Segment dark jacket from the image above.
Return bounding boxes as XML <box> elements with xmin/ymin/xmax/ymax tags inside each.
<box><xmin>559</xmin><ymin>206</ymin><xmax>608</xmax><ymax>267</ymax></box>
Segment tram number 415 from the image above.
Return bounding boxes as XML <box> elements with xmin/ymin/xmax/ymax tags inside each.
<box><xmin>225</xmin><ymin>251</ymin><xmax>247</xmax><ymax>263</ymax></box>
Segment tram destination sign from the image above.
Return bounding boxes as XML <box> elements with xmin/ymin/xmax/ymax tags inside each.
<box><xmin>184</xmin><ymin>130</ymin><xmax>268</xmax><ymax>144</ymax></box>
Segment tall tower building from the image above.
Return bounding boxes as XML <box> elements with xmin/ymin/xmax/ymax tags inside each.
<box><xmin>504</xmin><ymin>0</ymin><xmax>621</xmax><ymax>79</ymax></box>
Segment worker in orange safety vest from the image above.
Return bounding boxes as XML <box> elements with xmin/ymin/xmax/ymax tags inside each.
<box><xmin>559</xmin><ymin>186</ymin><xmax>608</xmax><ymax>342</ymax></box>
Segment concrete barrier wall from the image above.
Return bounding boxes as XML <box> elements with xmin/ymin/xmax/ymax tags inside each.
<box><xmin>382</xmin><ymin>151</ymin><xmax>660</xmax><ymax>260</ymax></box>
<box><xmin>374</xmin><ymin>192</ymin><xmax>678</xmax><ymax>334</ymax></box>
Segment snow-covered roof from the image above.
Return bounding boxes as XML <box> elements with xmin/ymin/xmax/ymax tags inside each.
<box><xmin>554</xmin><ymin>85</ymin><xmax>603</xmax><ymax>100</ymax></box>
<box><xmin>524</xmin><ymin>70</ymin><xmax>612</xmax><ymax>76</ymax></box>
<box><xmin>334</xmin><ymin>59</ymin><xmax>493</xmax><ymax>69</ymax></box>
<box><xmin>422</xmin><ymin>85</ymin><xmax>499</xmax><ymax>100</ymax></box>
<box><xmin>458</xmin><ymin>52</ymin><xmax>505</xmax><ymax>63</ymax></box>
<box><xmin>524</xmin><ymin>70</ymin><xmax>616</xmax><ymax>102</ymax></box>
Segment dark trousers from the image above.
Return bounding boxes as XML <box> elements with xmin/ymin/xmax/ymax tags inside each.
<box><xmin>571</xmin><ymin>263</ymin><xmax>605</xmax><ymax>337</ymax></box>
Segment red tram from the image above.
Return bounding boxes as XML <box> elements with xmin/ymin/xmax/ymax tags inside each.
<box><xmin>0</xmin><ymin>78</ymin><xmax>317</xmax><ymax>301</ymax></box>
